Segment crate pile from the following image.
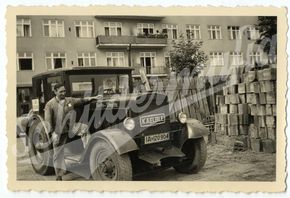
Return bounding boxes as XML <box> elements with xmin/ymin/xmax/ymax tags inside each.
<box><xmin>167</xmin><ymin>76</ymin><xmax>213</xmax><ymax>122</ymax></box>
<box><xmin>214</xmin><ymin>66</ymin><xmax>276</xmax><ymax>153</ymax></box>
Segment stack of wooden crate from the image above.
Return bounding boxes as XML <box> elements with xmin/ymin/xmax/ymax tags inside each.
<box><xmin>215</xmin><ymin>66</ymin><xmax>276</xmax><ymax>153</ymax></box>
<box><xmin>167</xmin><ymin>76</ymin><xmax>212</xmax><ymax>122</ymax></box>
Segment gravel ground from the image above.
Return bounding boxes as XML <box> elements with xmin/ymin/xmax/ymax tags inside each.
<box><xmin>16</xmin><ymin>136</ymin><xmax>276</xmax><ymax>181</ymax></box>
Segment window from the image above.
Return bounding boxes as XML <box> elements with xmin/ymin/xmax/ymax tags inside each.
<box><xmin>209</xmin><ymin>52</ymin><xmax>224</xmax><ymax>66</ymax></box>
<box><xmin>69</xmin><ymin>74</ymin><xmax>129</xmax><ymax>96</ymax></box>
<box><xmin>249</xmin><ymin>52</ymin><xmax>261</xmax><ymax>65</ymax></box>
<box><xmin>17</xmin><ymin>19</ymin><xmax>31</xmax><ymax>37</ymax></box>
<box><xmin>247</xmin><ymin>27</ymin><xmax>260</xmax><ymax>40</ymax></box>
<box><xmin>228</xmin><ymin>26</ymin><xmax>241</xmax><ymax>40</ymax></box>
<box><xmin>43</xmin><ymin>19</ymin><xmax>65</xmax><ymax>37</ymax></box>
<box><xmin>162</xmin><ymin>24</ymin><xmax>178</xmax><ymax>39</ymax></box>
<box><xmin>17</xmin><ymin>52</ymin><xmax>33</xmax><ymax>70</ymax></box>
<box><xmin>17</xmin><ymin>87</ymin><xmax>32</xmax><ymax>115</ymax></box>
<box><xmin>75</xmin><ymin>21</ymin><xmax>94</xmax><ymax>38</ymax></box>
<box><xmin>104</xmin><ymin>22</ymin><xmax>122</xmax><ymax>36</ymax></box>
<box><xmin>186</xmin><ymin>25</ymin><xmax>201</xmax><ymax>40</ymax></box>
<box><xmin>208</xmin><ymin>25</ymin><xmax>222</xmax><ymax>40</ymax></box>
<box><xmin>140</xmin><ymin>52</ymin><xmax>156</xmax><ymax>74</ymax></box>
<box><xmin>230</xmin><ymin>52</ymin><xmax>243</xmax><ymax>65</ymax></box>
<box><xmin>77</xmin><ymin>52</ymin><xmax>97</xmax><ymax>66</ymax></box>
<box><xmin>45</xmin><ymin>52</ymin><xmax>66</xmax><ymax>70</ymax></box>
<box><xmin>106</xmin><ymin>52</ymin><xmax>124</xmax><ymax>67</ymax></box>
<box><xmin>137</xmin><ymin>23</ymin><xmax>154</xmax><ymax>36</ymax></box>
<box><xmin>164</xmin><ymin>52</ymin><xmax>171</xmax><ymax>67</ymax></box>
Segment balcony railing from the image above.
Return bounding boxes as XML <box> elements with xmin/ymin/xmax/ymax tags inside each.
<box><xmin>132</xmin><ymin>66</ymin><xmax>170</xmax><ymax>76</ymax></box>
<box><xmin>96</xmin><ymin>35</ymin><xmax>167</xmax><ymax>48</ymax></box>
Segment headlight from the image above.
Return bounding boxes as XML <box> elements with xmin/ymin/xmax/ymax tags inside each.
<box><xmin>178</xmin><ymin>112</ymin><xmax>187</xmax><ymax>124</ymax></box>
<box><xmin>123</xmin><ymin>117</ymin><xmax>135</xmax><ymax>131</ymax></box>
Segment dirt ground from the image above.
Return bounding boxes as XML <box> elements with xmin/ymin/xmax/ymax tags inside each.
<box><xmin>16</xmin><ymin>136</ymin><xmax>276</xmax><ymax>181</ymax></box>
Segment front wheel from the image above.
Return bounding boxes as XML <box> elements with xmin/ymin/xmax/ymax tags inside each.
<box><xmin>89</xmin><ymin>140</ymin><xmax>132</xmax><ymax>181</ymax></box>
<box><xmin>28</xmin><ymin>121</ymin><xmax>54</xmax><ymax>175</ymax></box>
<box><xmin>174</xmin><ymin>137</ymin><xmax>207</xmax><ymax>174</ymax></box>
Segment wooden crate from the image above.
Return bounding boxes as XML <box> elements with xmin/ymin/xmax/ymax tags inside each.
<box><xmin>266</xmin><ymin>93</ymin><xmax>276</xmax><ymax>104</ymax></box>
<box><xmin>249</xmin><ymin>82</ymin><xmax>260</xmax><ymax>93</ymax></box>
<box><xmin>228</xmin><ymin>85</ymin><xmax>238</xmax><ymax>94</ymax></box>
<box><xmin>259</xmin><ymin>93</ymin><xmax>267</xmax><ymax>104</ymax></box>
<box><xmin>220</xmin><ymin>104</ymin><xmax>229</xmax><ymax>114</ymax></box>
<box><xmin>272</xmin><ymin>104</ymin><xmax>276</xmax><ymax>116</ymax></box>
<box><xmin>262</xmin><ymin>68</ymin><xmax>276</xmax><ymax>81</ymax></box>
<box><xmin>261</xmin><ymin>139</ymin><xmax>276</xmax><ymax>153</ymax></box>
<box><xmin>239</xmin><ymin>125</ymin><xmax>249</xmax><ymax>135</ymax></box>
<box><xmin>245</xmin><ymin>70</ymin><xmax>256</xmax><ymax>82</ymax></box>
<box><xmin>257</xmin><ymin>70</ymin><xmax>264</xmax><ymax>81</ymax></box>
<box><xmin>249</xmin><ymin>124</ymin><xmax>259</xmax><ymax>138</ymax></box>
<box><xmin>221</xmin><ymin>125</ymin><xmax>228</xmax><ymax>135</ymax></box>
<box><xmin>238</xmin><ymin>83</ymin><xmax>246</xmax><ymax>94</ymax></box>
<box><xmin>251</xmin><ymin>138</ymin><xmax>262</xmax><ymax>152</ymax></box>
<box><xmin>258</xmin><ymin>116</ymin><xmax>266</xmax><ymax>128</ymax></box>
<box><xmin>238</xmin><ymin>104</ymin><xmax>248</xmax><ymax>114</ymax></box>
<box><xmin>230</xmin><ymin>94</ymin><xmax>240</xmax><ymax>104</ymax></box>
<box><xmin>249</xmin><ymin>93</ymin><xmax>259</xmax><ymax>104</ymax></box>
<box><xmin>238</xmin><ymin>114</ymin><xmax>250</xmax><ymax>125</ymax></box>
<box><xmin>229</xmin><ymin>104</ymin><xmax>238</xmax><ymax>113</ymax></box>
<box><xmin>266</xmin><ymin>116</ymin><xmax>275</xmax><ymax>127</ymax></box>
<box><xmin>260</xmin><ymin>81</ymin><xmax>275</xmax><ymax>93</ymax></box>
<box><xmin>239</xmin><ymin>94</ymin><xmax>246</xmax><ymax>103</ymax></box>
<box><xmin>229</xmin><ymin>75</ymin><xmax>240</xmax><ymax>85</ymax></box>
<box><xmin>220</xmin><ymin>114</ymin><xmax>228</xmax><ymax>124</ymax></box>
<box><xmin>258</xmin><ymin>127</ymin><xmax>268</xmax><ymax>139</ymax></box>
<box><xmin>225</xmin><ymin>95</ymin><xmax>230</xmax><ymax>104</ymax></box>
<box><xmin>228</xmin><ymin>114</ymin><xmax>239</xmax><ymax>125</ymax></box>
<box><xmin>265</xmin><ymin>104</ymin><xmax>273</xmax><ymax>115</ymax></box>
<box><xmin>228</xmin><ymin>125</ymin><xmax>239</xmax><ymax>136</ymax></box>
<box><xmin>249</xmin><ymin>104</ymin><xmax>257</xmax><ymax>116</ymax></box>
<box><xmin>267</xmin><ymin>127</ymin><xmax>276</xmax><ymax>140</ymax></box>
<box><xmin>223</xmin><ymin>86</ymin><xmax>229</xmax><ymax>95</ymax></box>
<box><xmin>257</xmin><ymin>105</ymin><xmax>266</xmax><ymax>116</ymax></box>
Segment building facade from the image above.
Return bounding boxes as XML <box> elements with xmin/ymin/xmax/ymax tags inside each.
<box><xmin>16</xmin><ymin>15</ymin><xmax>269</xmax><ymax>115</ymax></box>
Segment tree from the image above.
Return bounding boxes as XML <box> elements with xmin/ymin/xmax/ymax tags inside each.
<box><xmin>169</xmin><ymin>34</ymin><xmax>208</xmax><ymax>76</ymax></box>
<box><xmin>255</xmin><ymin>16</ymin><xmax>277</xmax><ymax>62</ymax></box>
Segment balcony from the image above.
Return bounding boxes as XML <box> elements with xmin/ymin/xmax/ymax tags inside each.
<box><xmin>132</xmin><ymin>66</ymin><xmax>170</xmax><ymax>76</ymax></box>
<box><xmin>96</xmin><ymin>35</ymin><xmax>168</xmax><ymax>49</ymax></box>
<box><xmin>95</xmin><ymin>16</ymin><xmax>164</xmax><ymax>21</ymax></box>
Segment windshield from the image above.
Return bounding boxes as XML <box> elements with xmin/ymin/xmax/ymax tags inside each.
<box><xmin>69</xmin><ymin>74</ymin><xmax>130</xmax><ymax>96</ymax></box>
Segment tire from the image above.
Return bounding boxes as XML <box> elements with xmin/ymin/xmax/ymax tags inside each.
<box><xmin>174</xmin><ymin>137</ymin><xmax>207</xmax><ymax>174</ymax></box>
<box><xmin>28</xmin><ymin>121</ymin><xmax>54</xmax><ymax>175</ymax></box>
<box><xmin>89</xmin><ymin>140</ymin><xmax>132</xmax><ymax>181</ymax></box>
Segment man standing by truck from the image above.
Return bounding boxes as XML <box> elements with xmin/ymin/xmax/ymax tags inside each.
<box><xmin>44</xmin><ymin>83</ymin><xmax>101</xmax><ymax>181</ymax></box>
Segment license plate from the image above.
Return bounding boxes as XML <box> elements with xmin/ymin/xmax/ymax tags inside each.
<box><xmin>144</xmin><ymin>133</ymin><xmax>170</xmax><ymax>145</ymax></box>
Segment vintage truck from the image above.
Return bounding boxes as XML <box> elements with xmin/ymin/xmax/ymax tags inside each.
<box><xmin>21</xmin><ymin>67</ymin><xmax>208</xmax><ymax>180</ymax></box>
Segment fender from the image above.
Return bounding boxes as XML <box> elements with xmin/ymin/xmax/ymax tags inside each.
<box><xmin>185</xmin><ymin>118</ymin><xmax>209</xmax><ymax>139</ymax></box>
<box><xmin>178</xmin><ymin>118</ymin><xmax>209</xmax><ymax>148</ymax></box>
<box><xmin>83</xmin><ymin>128</ymin><xmax>139</xmax><ymax>161</ymax></box>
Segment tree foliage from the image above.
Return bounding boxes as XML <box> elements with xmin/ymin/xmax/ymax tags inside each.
<box><xmin>169</xmin><ymin>34</ymin><xmax>208</xmax><ymax>76</ymax></box>
<box><xmin>255</xmin><ymin>16</ymin><xmax>277</xmax><ymax>55</ymax></box>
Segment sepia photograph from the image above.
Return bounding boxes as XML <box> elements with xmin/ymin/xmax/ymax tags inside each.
<box><xmin>6</xmin><ymin>6</ymin><xmax>287</xmax><ymax>192</ymax></box>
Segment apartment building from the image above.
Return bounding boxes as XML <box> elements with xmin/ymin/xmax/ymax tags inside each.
<box><xmin>16</xmin><ymin>15</ymin><xmax>268</xmax><ymax>115</ymax></box>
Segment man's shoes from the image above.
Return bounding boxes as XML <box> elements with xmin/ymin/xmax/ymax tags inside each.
<box><xmin>56</xmin><ymin>176</ymin><xmax>62</xmax><ymax>181</ymax></box>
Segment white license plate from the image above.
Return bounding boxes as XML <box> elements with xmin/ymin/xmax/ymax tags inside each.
<box><xmin>144</xmin><ymin>133</ymin><xmax>170</xmax><ymax>145</ymax></box>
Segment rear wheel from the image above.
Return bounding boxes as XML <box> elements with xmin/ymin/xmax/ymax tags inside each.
<box><xmin>89</xmin><ymin>140</ymin><xmax>132</xmax><ymax>181</ymax></box>
<box><xmin>174</xmin><ymin>137</ymin><xmax>207</xmax><ymax>174</ymax></box>
<box><xmin>28</xmin><ymin>121</ymin><xmax>54</xmax><ymax>175</ymax></box>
